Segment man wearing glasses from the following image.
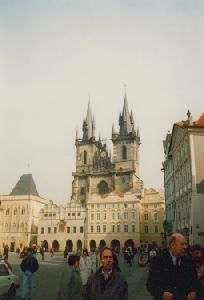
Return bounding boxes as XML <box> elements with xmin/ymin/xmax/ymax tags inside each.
<box><xmin>84</xmin><ymin>247</ymin><xmax>128</xmax><ymax>300</ymax></box>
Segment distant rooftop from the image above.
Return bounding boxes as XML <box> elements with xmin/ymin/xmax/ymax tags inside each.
<box><xmin>10</xmin><ymin>174</ymin><xmax>39</xmax><ymax>196</ymax></box>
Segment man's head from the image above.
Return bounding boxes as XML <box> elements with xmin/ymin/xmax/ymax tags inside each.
<box><xmin>169</xmin><ymin>233</ymin><xmax>187</xmax><ymax>257</ymax></box>
<box><xmin>27</xmin><ymin>248</ymin><xmax>33</xmax><ymax>256</ymax></box>
<box><xmin>100</xmin><ymin>247</ymin><xmax>114</xmax><ymax>272</ymax></box>
<box><xmin>191</xmin><ymin>245</ymin><xmax>204</xmax><ymax>262</ymax></box>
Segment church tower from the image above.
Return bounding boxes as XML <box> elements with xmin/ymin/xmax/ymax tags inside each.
<box><xmin>112</xmin><ymin>93</ymin><xmax>141</xmax><ymax>192</ymax></box>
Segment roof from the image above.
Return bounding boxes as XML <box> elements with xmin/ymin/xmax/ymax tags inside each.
<box><xmin>176</xmin><ymin>113</ymin><xmax>204</xmax><ymax>128</ymax></box>
<box><xmin>9</xmin><ymin>174</ymin><xmax>39</xmax><ymax>196</ymax></box>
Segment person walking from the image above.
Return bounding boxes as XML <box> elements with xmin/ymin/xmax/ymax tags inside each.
<box><xmin>20</xmin><ymin>247</ymin><xmax>39</xmax><ymax>300</ymax></box>
<box><xmin>80</xmin><ymin>249</ymin><xmax>93</xmax><ymax>297</ymax></box>
<box><xmin>146</xmin><ymin>232</ymin><xmax>199</xmax><ymax>300</ymax></box>
<box><xmin>191</xmin><ymin>244</ymin><xmax>204</xmax><ymax>300</ymax></box>
<box><xmin>84</xmin><ymin>247</ymin><xmax>128</xmax><ymax>300</ymax></box>
<box><xmin>56</xmin><ymin>254</ymin><xmax>82</xmax><ymax>300</ymax></box>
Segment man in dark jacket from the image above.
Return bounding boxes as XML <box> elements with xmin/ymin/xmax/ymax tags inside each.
<box><xmin>84</xmin><ymin>247</ymin><xmax>128</xmax><ymax>300</ymax></box>
<box><xmin>146</xmin><ymin>233</ymin><xmax>199</xmax><ymax>300</ymax></box>
<box><xmin>20</xmin><ymin>247</ymin><xmax>39</xmax><ymax>300</ymax></box>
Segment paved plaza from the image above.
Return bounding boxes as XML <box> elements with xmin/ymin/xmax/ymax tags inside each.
<box><xmin>8</xmin><ymin>252</ymin><xmax>152</xmax><ymax>300</ymax></box>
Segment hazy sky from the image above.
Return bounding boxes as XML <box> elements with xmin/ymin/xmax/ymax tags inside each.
<box><xmin>0</xmin><ymin>0</ymin><xmax>204</xmax><ymax>204</ymax></box>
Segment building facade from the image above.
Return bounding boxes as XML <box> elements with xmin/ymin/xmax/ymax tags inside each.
<box><xmin>163</xmin><ymin>111</ymin><xmax>204</xmax><ymax>244</ymax></box>
<box><xmin>0</xmin><ymin>174</ymin><xmax>48</xmax><ymax>252</ymax></box>
<box><xmin>140</xmin><ymin>188</ymin><xmax>165</xmax><ymax>246</ymax></box>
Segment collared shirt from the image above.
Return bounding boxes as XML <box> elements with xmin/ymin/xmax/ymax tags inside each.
<box><xmin>169</xmin><ymin>251</ymin><xmax>181</xmax><ymax>266</ymax></box>
<box><xmin>101</xmin><ymin>268</ymin><xmax>112</xmax><ymax>280</ymax></box>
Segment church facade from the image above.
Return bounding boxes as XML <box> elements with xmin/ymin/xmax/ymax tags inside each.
<box><xmin>0</xmin><ymin>95</ymin><xmax>146</xmax><ymax>252</ymax></box>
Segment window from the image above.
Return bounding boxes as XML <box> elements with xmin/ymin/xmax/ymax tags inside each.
<box><xmin>68</xmin><ymin>213</ymin><xmax>70</xmax><ymax>216</ymax></box>
<box><xmin>154</xmin><ymin>204</ymin><xmax>157</xmax><ymax>208</ymax></box>
<box><xmin>112</xmin><ymin>225</ymin><xmax>115</xmax><ymax>232</ymax></box>
<box><xmin>124</xmin><ymin>224</ymin><xmax>128</xmax><ymax>232</ymax></box>
<box><xmin>97</xmin><ymin>181</ymin><xmax>109</xmax><ymax>193</ymax></box>
<box><xmin>103</xmin><ymin>225</ymin><xmax>106</xmax><ymax>232</ymax></box>
<box><xmin>122</xmin><ymin>145</ymin><xmax>127</xmax><ymax>160</ymax></box>
<box><xmin>54</xmin><ymin>227</ymin><xmax>57</xmax><ymax>233</ymax></box>
<box><xmin>112</xmin><ymin>213</ymin><xmax>115</xmax><ymax>219</ymax></box>
<box><xmin>77</xmin><ymin>213</ymin><xmax>80</xmax><ymax>216</ymax></box>
<box><xmin>80</xmin><ymin>226</ymin><xmax>83</xmax><ymax>233</ymax></box>
<box><xmin>132</xmin><ymin>224</ymin><xmax>136</xmax><ymax>232</ymax></box>
<box><xmin>118</xmin><ymin>213</ymin><xmax>120</xmax><ymax>219</ymax></box>
<box><xmin>144</xmin><ymin>213</ymin><xmax>148</xmax><ymax>221</ymax></box>
<box><xmin>97</xmin><ymin>204</ymin><xmax>100</xmax><ymax>208</ymax></box>
<box><xmin>48</xmin><ymin>227</ymin><xmax>51</xmax><ymax>234</ymax></box>
<box><xmin>53</xmin><ymin>213</ymin><xmax>56</xmax><ymax>217</ymax></box>
<box><xmin>44</xmin><ymin>214</ymin><xmax>48</xmax><ymax>217</ymax></box>
<box><xmin>80</xmin><ymin>187</ymin><xmax>86</xmax><ymax>195</ymax></box>
<box><xmin>132</xmin><ymin>212</ymin><xmax>135</xmax><ymax>219</ymax></box>
<box><xmin>124</xmin><ymin>203</ymin><xmax>128</xmax><ymax>208</ymax></box>
<box><xmin>153</xmin><ymin>213</ymin><xmax>158</xmax><ymax>221</ymax></box>
<box><xmin>91</xmin><ymin>226</ymin><xmax>94</xmax><ymax>233</ymax></box>
<box><xmin>97</xmin><ymin>213</ymin><xmax>100</xmax><ymax>220</ymax></box>
<box><xmin>67</xmin><ymin>227</ymin><xmax>70</xmax><ymax>233</ymax></box>
<box><xmin>84</xmin><ymin>151</ymin><xmax>87</xmax><ymax>164</ymax></box>
<box><xmin>103</xmin><ymin>213</ymin><xmax>106</xmax><ymax>220</ymax></box>
<box><xmin>97</xmin><ymin>225</ymin><xmax>100</xmax><ymax>233</ymax></box>
<box><xmin>14</xmin><ymin>208</ymin><xmax>17</xmax><ymax>215</ymax></box>
<box><xmin>91</xmin><ymin>204</ymin><xmax>94</xmax><ymax>209</ymax></box>
<box><xmin>155</xmin><ymin>225</ymin><xmax>158</xmax><ymax>233</ymax></box>
<box><xmin>21</xmin><ymin>208</ymin><xmax>25</xmax><ymax>215</ymax></box>
<box><xmin>73</xmin><ymin>226</ymin><xmax>76</xmax><ymax>233</ymax></box>
<box><xmin>91</xmin><ymin>213</ymin><xmax>94</xmax><ymax>220</ymax></box>
<box><xmin>41</xmin><ymin>227</ymin><xmax>44</xmax><ymax>234</ymax></box>
<box><xmin>144</xmin><ymin>225</ymin><xmax>148</xmax><ymax>233</ymax></box>
<box><xmin>124</xmin><ymin>212</ymin><xmax>128</xmax><ymax>219</ymax></box>
<box><xmin>0</xmin><ymin>264</ymin><xmax>9</xmax><ymax>276</ymax></box>
<box><xmin>72</xmin><ymin>213</ymin><xmax>75</xmax><ymax>216</ymax></box>
<box><xmin>117</xmin><ymin>225</ymin><xmax>120</xmax><ymax>232</ymax></box>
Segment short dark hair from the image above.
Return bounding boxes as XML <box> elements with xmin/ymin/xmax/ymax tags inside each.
<box><xmin>82</xmin><ymin>248</ymin><xmax>89</xmax><ymax>256</ymax></box>
<box><xmin>100</xmin><ymin>247</ymin><xmax>113</xmax><ymax>259</ymax></box>
<box><xmin>67</xmin><ymin>255</ymin><xmax>76</xmax><ymax>266</ymax></box>
<box><xmin>27</xmin><ymin>247</ymin><xmax>33</xmax><ymax>253</ymax></box>
<box><xmin>191</xmin><ymin>244</ymin><xmax>204</xmax><ymax>253</ymax></box>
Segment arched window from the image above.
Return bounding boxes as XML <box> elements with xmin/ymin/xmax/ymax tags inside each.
<box><xmin>83</xmin><ymin>151</ymin><xmax>87</xmax><ymax>164</ymax></box>
<box><xmin>21</xmin><ymin>207</ymin><xmax>25</xmax><ymax>215</ymax></box>
<box><xmin>122</xmin><ymin>145</ymin><xmax>127</xmax><ymax>160</ymax></box>
<box><xmin>6</xmin><ymin>209</ymin><xmax>10</xmax><ymax>215</ymax></box>
<box><xmin>97</xmin><ymin>180</ymin><xmax>109</xmax><ymax>194</ymax></box>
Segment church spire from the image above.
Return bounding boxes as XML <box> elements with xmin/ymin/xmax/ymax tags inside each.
<box><xmin>82</xmin><ymin>101</ymin><xmax>95</xmax><ymax>141</ymax></box>
<box><xmin>119</xmin><ymin>92</ymin><xmax>134</xmax><ymax>135</ymax></box>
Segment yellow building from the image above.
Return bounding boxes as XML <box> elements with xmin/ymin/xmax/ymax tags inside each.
<box><xmin>140</xmin><ymin>188</ymin><xmax>165</xmax><ymax>246</ymax></box>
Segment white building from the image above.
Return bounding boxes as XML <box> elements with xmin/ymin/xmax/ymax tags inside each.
<box><xmin>163</xmin><ymin>111</ymin><xmax>204</xmax><ymax>244</ymax></box>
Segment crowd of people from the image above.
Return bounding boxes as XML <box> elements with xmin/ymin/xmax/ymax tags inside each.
<box><xmin>2</xmin><ymin>233</ymin><xmax>204</xmax><ymax>300</ymax></box>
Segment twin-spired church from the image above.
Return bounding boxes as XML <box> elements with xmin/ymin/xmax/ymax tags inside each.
<box><xmin>0</xmin><ymin>95</ymin><xmax>156</xmax><ymax>252</ymax></box>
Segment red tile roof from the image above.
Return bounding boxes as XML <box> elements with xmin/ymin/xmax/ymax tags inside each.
<box><xmin>193</xmin><ymin>113</ymin><xmax>204</xmax><ymax>127</ymax></box>
<box><xmin>176</xmin><ymin>113</ymin><xmax>204</xmax><ymax>128</ymax></box>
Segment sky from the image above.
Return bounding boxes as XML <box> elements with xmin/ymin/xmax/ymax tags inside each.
<box><xmin>0</xmin><ymin>0</ymin><xmax>204</xmax><ymax>204</ymax></box>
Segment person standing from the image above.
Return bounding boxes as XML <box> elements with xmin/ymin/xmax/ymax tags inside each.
<box><xmin>84</xmin><ymin>247</ymin><xmax>128</xmax><ymax>300</ymax></box>
<box><xmin>80</xmin><ymin>249</ymin><xmax>93</xmax><ymax>297</ymax></box>
<box><xmin>191</xmin><ymin>245</ymin><xmax>204</xmax><ymax>300</ymax></box>
<box><xmin>56</xmin><ymin>255</ymin><xmax>82</xmax><ymax>300</ymax></box>
<box><xmin>20</xmin><ymin>247</ymin><xmax>39</xmax><ymax>300</ymax></box>
<box><xmin>146</xmin><ymin>233</ymin><xmax>199</xmax><ymax>300</ymax></box>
